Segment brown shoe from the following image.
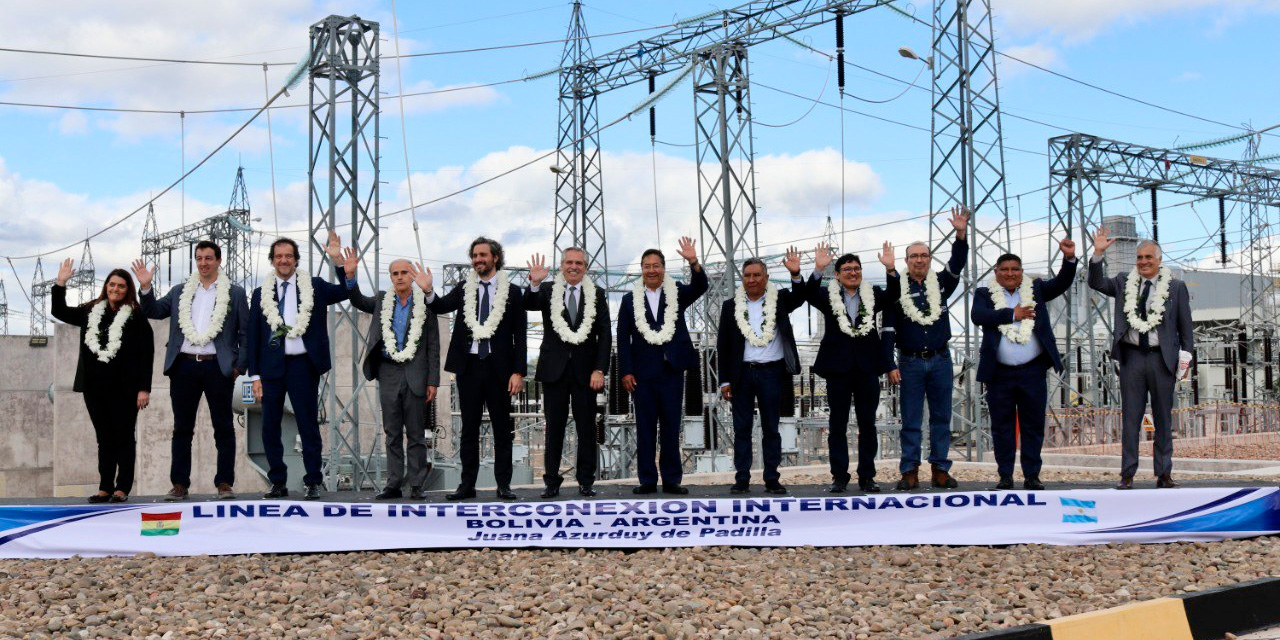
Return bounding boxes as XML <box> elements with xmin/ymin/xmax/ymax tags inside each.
<box><xmin>1156</xmin><ymin>474</ymin><xmax>1179</xmax><ymax>489</ymax></box>
<box><xmin>164</xmin><ymin>485</ymin><xmax>188</xmax><ymax>502</ymax></box>
<box><xmin>216</xmin><ymin>483</ymin><xmax>236</xmax><ymax>500</ymax></box>
<box><xmin>930</xmin><ymin>464</ymin><xmax>958</xmax><ymax>489</ymax></box>
<box><xmin>895</xmin><ymin>468</ymin><xmax>919</xmax><ymax>491</ymax></box>
<box><xmin>1116</xmin><ymin>475</ymin><xmax>1134</xmax><ymax>490</ymax></box>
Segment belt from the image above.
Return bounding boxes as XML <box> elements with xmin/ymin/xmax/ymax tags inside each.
<box><xmin>1121</xmin><ymin>343</ymin><xmax>1162</xmax><ymax>354</ymax></box>
<box><xmin>285</xmin><ymin>353</ymin><xmax>308</xmax><ymax>360</ymax></box>
<box><xmin>898</xmin><ymin>348</ymin><xmax>943</xmax><ymax>359</ymax></box>
<box><xmin>179</xmin><ymin>353</ymin><xmax>216</xmax><ymax>362</ymax></box>
<box><xmin>997</xmin><ymin>358</ymin><xmax>1044</xmax><ymax>371</ymax></box>
<box><xmin>744</xmin><ymin>360</ymin><xmax>784</xmax><ymax>369</ymax></box>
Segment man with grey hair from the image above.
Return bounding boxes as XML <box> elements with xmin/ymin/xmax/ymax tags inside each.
<box><xmin>345</xmin><ymin>254</ymin><xmax>440</xmax><ymax>500</ymax></box>
<box><xmin>1089</xmin><ymin>227</ymin><xmax>1193</xmax><ymax>489</ymax></box>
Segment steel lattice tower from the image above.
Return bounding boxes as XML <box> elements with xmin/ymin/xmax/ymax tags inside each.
<box><xmin>31</xmin><ymin>241</ymin><xmax>96</xmax><ymax>339</ymax></box>
<box><xmin>0</xmin><ymin>280</ymin><xmax>8</xmax><ymax>335</ymax></box>
<box><xmin>308</xmin><ymin>15</ymin><xmax>381</xmax><ymax>490</ymax></box>
<box><xmin>139</xmin><ymin>170</ymin><xmax>254</xmax><ymax>295</ymax></box>
<box><xmin>1240</xmin><ymin>129</ymin><xmax>1277</xmax><ymax>400</ymax></box>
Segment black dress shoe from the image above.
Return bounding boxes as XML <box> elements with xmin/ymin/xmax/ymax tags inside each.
<box><xmin>375</xmin><ymin>487</ymin><xmax>403</xmax><ymax>500</ymax></box>
<box><xmin>264</xmin><ymin>484</ymin><xmax>289</xmax><ymax>499</ymax></box>
<box><xmin>1156</xmin><ymin>474</ymin><xmax>1179</xmax><ymax>489</ymax></box>
<box><xmin>410</xmin><ymin>486</ymin><xmax>425</xmax><ymax>500</ymax></box>
<box><xmin>303</xmin><ymin>484</ymin><xmax>322</xmax><ymax>500</ymax></box>
<box><xmin>578</xmin><ymin>485</ymin><xmax>596</xmax><ymax>497</ymax></box>
<box><xmin>540</xmin><ymin>486</ymin><xmax>560</xmax><ymax>499</ymax></box>
<box><xmin>764</xmin><ymin>483</ymin><xmax>788</xmax><ymax>495</ymax></box>
<box><xmin>994</xmin><ymin>475</ymin><xmax>1014</xmax><ymax>490</ymax></box>
<box><xmin>1023</xmin><ymin>477</ymin><xmax>1045</xmax><ymax>491</ymax></box>
<box><xmin>446</xmin><ymin>487</ymin><xmax>476</xmax><ymax>501</ymax></box>
<box><xmin>109</xmin><ymin>493</ymin><xmax>128</xmax><ymax>503</ymax></box>
<box><xmin>87</xmin><ymin>493</ymin><xmax>111</xmax><ymax>504</ymax></box>
<box><xmin>632</xmin><ymin>484</ymin><xmax>658</xmax><ymax>495</ymax></box>
<box><xmin>730</xmin><ymin>481</ymin><xmax>750</xmax><ymax>494</ymax></box>
<box><xmin>661</xmin><ymin>484</ymin><xmax>689</xmax><ymax>495</ymax></box>
<box><xmin>825</xmin><ymin>481</ymin><xmax>848</xmax><ymax>493</ymax></box>
<box><xmin>1115</xmin><ymin>476</ymin><xmax>1134</xmax><ymax>490</ymax></box>
<box><xmin>496</xmin><ymin>486</ymin><xmax>518</xmax><ymax>501</ymax></box>
<box><xmin>857</xmin><ymin>478</ymin><xmax>882</xmax><ymax>493</ymax></box>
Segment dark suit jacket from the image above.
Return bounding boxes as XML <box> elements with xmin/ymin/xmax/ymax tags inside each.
<box><xmin>427</xmin><ymin>277</ymin><xmax>527</xmax><ymax>377</ymax></box>
<box><xmin>523</xmin><ymin>281</ymin><xmax>610</xmax><ymax>384</ymax></box>
<box><xmin>1088</xmin><ymin>258</ymin><xmax>1194</xmax><ymax>374</ymax></box>
<box><xmin>805</xmin><ymin>272</ymin><xmax>900</xmax><ymax>377</ymax></box>
<box><xmin>140</xmin><ymin>281</ymin><xmax>249</xmax><ymax>379</ymax></box>
<box><xmin>716</xmin><ymin>282</ymin><xmax>805</xmax><ymax>388</ymax></box>
<box><xmin>246</xmin><ymin>272</ymin><xmax>350</xmax><ymax>379</ymax></box>
<box><xmin>972</xmin><ymin>258</ymin><xmax>1077</xmax><ymax>383</ymax></box>
<box><xmin>348</xmin><ymin>283</ymin><xmax>441</xmax><ymax>394</ymax></box>
<box><xmin>51</xmin><ymin>285</ymin><xmax>154</xmax><ymax>394</ymax></box>
<box><xmin>616</xmin><ymin>267</ymin><xmax>709</xmax><ymax>381</ymax></box>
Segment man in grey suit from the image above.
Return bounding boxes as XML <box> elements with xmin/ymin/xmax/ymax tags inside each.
<box><xmin>1089</xmin><ymin>226</ymin><xmax>1194</xmax><ymax>489</ymax></box>
<box><xmin>134</xmin><ymin>241</ymin><xmax>249</xmax><ymax>501</ymax></box>
<box><xmin>344</xmin><ymin>250</ymin><xmax>441</xmax><ymax>500</ymax></box>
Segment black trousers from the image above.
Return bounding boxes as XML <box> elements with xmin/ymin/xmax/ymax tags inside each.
<box><xmin>542</xmin><ymin>369</ymin><xmax>598</xmax><ymax>488</ymax></box>
<box><xmin>169</xmin><ymin>357</ymin><xmax>236</xmax><ymax>489</ymax></box>
<box><xmin>731</xmin><ymin>362</ymin><xmax>785</xmax><ymax>484</ymax></box>
<box><xmin>456</xmin><ymin>356</ymin><xmax>515</xmax><ymax>489</ymax></box>
<box><xmin>986</xmin><ymin>358</ymin><xmax>1049</xmax><ymax>478</ymax></box>
<box><xmin>83</xmin><ymin>387</ymin><xmax>139</xmax><ymax>494</ymax></box>
<box><xmin>260</xmin><ymin>355</ymin><xmax>323</xmax><ymax>487</ymax></box>
<box><xmin>824</xmin><ymin>369</ymin><xmax>881</xmax><ymax>483</ymax></box>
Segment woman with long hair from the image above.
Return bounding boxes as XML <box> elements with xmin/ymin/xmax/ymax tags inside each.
<box><xmin>50</xmin><ymin>260</ymin><xmax>154</xmax><ymax>503</ymax></box>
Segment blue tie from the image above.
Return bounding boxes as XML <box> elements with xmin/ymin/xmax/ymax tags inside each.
<box><xmin>277</xmin><ymin>281</ymin><xmax>289</xmax><ymax>320</ymax></box>
<box><xmin>478</xmin><ymin>281</ymin><xmax>491</xmax><ymax>358</ymax></box>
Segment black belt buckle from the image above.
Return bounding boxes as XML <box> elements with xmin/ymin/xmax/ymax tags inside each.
<box><xmin>745</xmin><ymin>360</ymin><xmax>781</xmax><ymax>369</ymax></box>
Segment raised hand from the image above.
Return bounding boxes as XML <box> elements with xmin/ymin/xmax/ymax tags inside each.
<box><xmin>676</xmin><ymin>236</ymin><xmax>698</xmax><ymax>264</ymax></box>
<box><xmin>326</xmin><ymin>230</ymin><xmax>342</xmax><ymax>262</ymax></box>
<box><xmin>341</xmin><ymin>246</ymin><xmax>359</xmax><ymax>277</ymax></box>
<box><xmin>877</xmin><ymin>241</ymin><xmax>896</xmax><ymax>271</ymax></box>
<box><xmin>949</xmin><ymin>205</ymin><xmax>970</xmax><ymax>241</ymax></box>
<box><xmin>782</xmin><ymin>245</ymin><xmax>801</xmax><ymax>276</ymax></box>
<box><xmin>56</xmin><ymin>258</ymin><xmax>75</xmax><ymax>286</ymax></box>
<box><xmin>1059</xmin><ymin>237</ymin><xmax>1077</xmax><ymax>260</ymax></box>
<box><xmin>1092</xmin><ymin>225</ymin><xmax>1115</xmax><ymax>256</ymax></box>
<box><xmin>527</xmin><ymin>253</ymin><xmax>549</xmax><ymax>286</ymax></box>
<box><xmin>409</xmin><ymin>262</ymin><xmax>432</xmax><ymax>292</ymax></box>
<box><xmin>130</xmin><ymin>258</ymin><xmax>155</xmax><ymax>291</ymax></box>
<box><xmin>814</xmin><ymin>242</ymin><xmax>833</xmax><ymax>273</ymax></box>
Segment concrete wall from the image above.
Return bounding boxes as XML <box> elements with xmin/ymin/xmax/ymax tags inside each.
<box><xmin>0</xmin><ymin>335</ymin><xmax>55</xmax><ymax>497</ymax></box>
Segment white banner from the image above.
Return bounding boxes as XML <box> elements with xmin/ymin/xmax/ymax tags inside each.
<box><xmin>1</xmin><ymin>487</ymin><xmax>1276</xmax><ymax>558</ymax></box>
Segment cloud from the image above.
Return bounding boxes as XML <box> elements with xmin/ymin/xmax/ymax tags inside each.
<box><xmin>1172</xmin><ymin>71</ymin><xmax>1203</xmax><ymax>83</ymax></box>
<box><xmin>999</xmin><ymin>42</ymin><xmax>1061</xmax><ymax>80</ymax></box>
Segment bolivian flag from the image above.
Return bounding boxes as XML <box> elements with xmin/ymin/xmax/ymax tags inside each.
<box><xmin>140</xmin><ymin>511</ymin><xmax>181</xmax><ymax>536</ymax></box>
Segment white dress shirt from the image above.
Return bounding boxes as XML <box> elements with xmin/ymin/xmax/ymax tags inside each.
<box><xmin>742</xmin><ymin>294</ymin><xmax>785</xmax><ymax>363</ymax></box>
<box><xmin>643</xmin><ymin>285</ymin><xmax>664</xmax><ymax>321</ymax></box>
<box><xmin>995</xmin><ymin>284</ymin><xmax>1043</xmax><ymax>366</ymax></box>
<box><xmin>468</xmin><ymin>273</ymin><xmax>500</xmax><ymax>354</ymax></box>
<box><xmin>180</xmin><ymin>279</ymin><xmax>220</xmax><ymax>356</ymax></box>
<box><xmin>1124</xmin><ymin>276</ymin><xmax>1162</xmax><ymax>347</ymax></box>
<box><xmin>274</xmin><ymin>273</ymin><xmax>307</xmax><ymax>356</ymax></box>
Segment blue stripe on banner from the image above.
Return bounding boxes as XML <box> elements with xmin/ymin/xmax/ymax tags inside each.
<box><xmin>1059</xmin><ymin>498</ymin><xmax>1096</xmax><ymax>509</ymax></box>
<box><xmin>1063</xmin><ymin>514</ymin><xmax>1099</xmax><ymax>523</ymax></box>
<box><xmin>1087</xmin><ymin>488</ymin><xmax>1258</xmax><ymax>533</ymax></box>
<box><xmin>1097</xmin><ymin>489</ymin><xmax>1280</xmax><ymax>534</ymax></box>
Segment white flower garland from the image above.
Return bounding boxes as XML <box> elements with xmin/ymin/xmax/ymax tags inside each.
<box><xmin>733</xmin><ymin>282</ymin><xmax>779</xmax><ymax>347</ymax></box>
<box><xmin>899</xmin><ymin>271</ymin><xmax>944</xmax><ymax>326</ymax></box>
<box><xmin>260</xmin><ymin>272</ymin><xmax>314</xmax><ymax>339</ymax></box>
<box><xmin>381</xmin><ymin>288</ymin><xmax>428</xmax><ymax>363</ymax></box>
<box><xmin>632</xmin><ymin>276</ymin><xmax>679</xmax><ymax>345</ymax></box>
<box><xmin>462</xmin><ymin>270</ymin><xmax>509</xmax><ymax>340</ymax></box>
<box><xmin>828</xmin><ymin>277</ymin><xmax>875</xmax><ymax>338</ymax></box>
<box><xmin>1124</xmin><ymin>266</ymin><xmax>1173</xmax><ymax>334</ymax></box>
<box><xmin>177</xmin><ymin>269</ymin><xmax>231</xmax><ymax>346</ymax></box>
<box><xmin>549</xmin><ymin>274</ymin><xmax>598</xmax><ymax>345</ymax></box>
<box><xmin>84</xmin><ymin>301</ymin><xmax>132</xmax><ymax>363</ymax></box>
<box><xmin>988</xmin><ymin>275</ymin><xmax>1035</xmax><ymax>344</ymax></box>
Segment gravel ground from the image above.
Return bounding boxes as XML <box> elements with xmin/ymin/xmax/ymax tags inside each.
<box><xmin>1175</xmin><ymin>440</ymin><xmax>1280</xmax><ymax>462</ymax></box>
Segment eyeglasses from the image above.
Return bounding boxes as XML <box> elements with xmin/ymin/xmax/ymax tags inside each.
<box><xmin>907</xmin><ymin>253</ymin><xmax>930</xmax><ymax>260</ymax></box>
<box><xmin>838</xmin><ymin>267</ymin><xmax>862</xmax><ymax>274</ymax></box>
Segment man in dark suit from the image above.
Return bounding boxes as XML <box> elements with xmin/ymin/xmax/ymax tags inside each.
<box><xmin>617</xmin><ymin>236</ymin><xmax>707</xmax><ymax>495</ymax></box>
<box><xmin>422</xmin><ymin>236</ymin><xmax>527</xmax><ymax>501</ymax></box>
<box><xmin>972</xmin><ymin>238</ymin><xmax>1077</xmax><ymax>491</ymax></box>
<box><xmin>134</xmin><ymin>241</ymin><xmax>249</xmax><ymax>501</ymax></box>
<box><xmin>883</xmin><ymin>206</ymin><xmax>969</xmax><ymax>491</ymax></box>
<box><xmin>524</xmin><ymin>247</ymin><xmax>611</xmax><ymax>498</ymax></box>
<box><xmin>1089</xmin><ymin>227</ymin><xmax>1194</xmax><ymax>489</ymax></box>
<box><xmin>247</xmin><ymin>232</ymin><xmax>351</xmax><ymax>500</ymax></box>
<box><xmin>806</xmin><ymin>242</ymin><xmax>900</xmax><ymax>493</ymax></box>
<box><xmin>717</xmin><ymin>249</ymin><xmax>805</xmax><ymax>495</ymax></box>
<box><xmin>345</xmin><ymin>252</ymin><xmax>440</xmax><ymax>501</ymax></box>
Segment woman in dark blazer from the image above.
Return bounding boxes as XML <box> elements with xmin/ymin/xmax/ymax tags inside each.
<box><xmin>50</xmin><ymin>260</ymin><xmax>154</xmax><ymax>503</ymax></box>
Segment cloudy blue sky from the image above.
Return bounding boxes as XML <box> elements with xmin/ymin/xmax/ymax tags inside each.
<box><xmin>0</xmin><ymin>0</ymin><xmax>1277</xmax><ymax>330</ymax></box>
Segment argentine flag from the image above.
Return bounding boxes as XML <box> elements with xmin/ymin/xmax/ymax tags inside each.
<box><xmin>1060</xmin><ymin>497</ymin><xmax>1098</xmax><ymax>523</ymax></box>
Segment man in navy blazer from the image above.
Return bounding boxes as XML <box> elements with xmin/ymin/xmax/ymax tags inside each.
<box><xmin>617</xmin><ymin>236</ymin><xmax>707</xmax><ymax>495</ymax></box>
<box><xmin>134</xmin><ymin>241</ymin><xmax>249</xmax><ymax>501</ymax></box>
<box><xmin>972</xmin><ymin>238</ymin><xmax>1077</xmax><ymax>490</ymax></box>
<box><xmin>247</xmin><ymin>232</ymin><xmax>351</xmax><ymax>500</ymax></box>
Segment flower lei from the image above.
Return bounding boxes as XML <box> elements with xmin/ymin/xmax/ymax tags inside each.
<box><xmin>177</xmin><ymin>269</ymin><xmax>231</xmax><ymax>346</ymax></box>
<box><xmin>988</xmin><ymin>275</ymin><xmax>1035</xmax><ymax>344</ymax></box>
<box><xmin>549</xmin><ymin>274</ymin><xmax>598</xmax><ymax>345</ymax></box>
<box><xmin>733</xmin><ymin>282</ymin><xmax>779</xmax><ymax>347</ymax></box>
<box><xmin>828</xmin><ymin>277</ymin><xmax>875</xmax><ymax>338</ymax></box>
<box><xmin>1124</xmin><ymin>266</ymin><xmax>1173</xmax><ymax>334</ymax></box>
<box><xmin>632</xmin><ymin>276</ymin><xmax>679</xmax><ymax>345</ymax></box>
<box><xmin>381</xmin><ymin>287</ymin><xmax>428</xmax><ymax>363</ymax></box>
<box><xmin>899</xmin><ymin>271</ymin><xmax>944</xmax><ymax>326</ymax></box>
<box><xmin>84</xmin><ymin>301</ymin><xmax>132</xmax><ymax>363</ymax></box>
<box><xmin>462</xmin><ymin>270</ymin><xmax>509</xmax><ymax>340</ymax></box>
<box><xmin>260</xmin><ymin>272</ymin><xmax>315</xmax><ymax>339</ymax></box>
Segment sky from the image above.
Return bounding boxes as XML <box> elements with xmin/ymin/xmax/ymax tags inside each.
<box><xmin>1</xmin><ymin>0</ymin><xmax>1278</xmax><ymax>332</ymax></box>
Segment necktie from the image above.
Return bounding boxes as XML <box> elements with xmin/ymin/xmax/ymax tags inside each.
<box><xmin>1137</xmin><ymin>280</ymin><xmax>1152</xmax><ymax>349</ymax></box>
<box><xmin>478</xmin><ymin>281</ymin><xmax>491</xmax><ymax>358</ymax></box>
<box><xmin>566</xmin><ymin>285</ymin><xmax>578</xmax><ymax>327</ymax></box>
<box><xmin>277</xmin><ymin>281</ymin><xmax>289</xmax><ymax>321</ymax></box>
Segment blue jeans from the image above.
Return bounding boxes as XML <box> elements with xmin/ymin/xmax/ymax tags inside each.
<box><xmin>898</xmin><ymin>351</ymin><xmax>953</xmax><ymax>473</ymax></box>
